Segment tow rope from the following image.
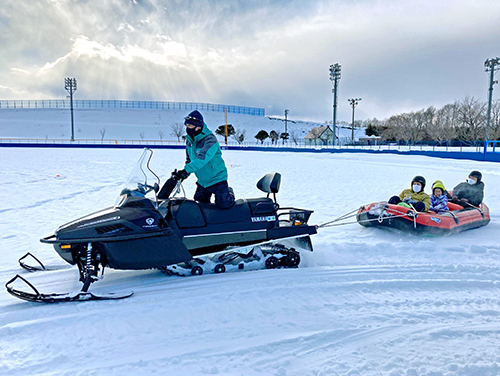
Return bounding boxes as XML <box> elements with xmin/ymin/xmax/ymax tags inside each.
<box><xmin>317</xmin><ymin>205</ymin><xmax>416</xmax><ymax>229</ymax></box>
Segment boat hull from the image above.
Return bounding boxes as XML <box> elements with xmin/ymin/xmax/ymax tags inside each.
<box><xmin>356</xmin><ymin>202</ymin><xmax>490</xmax><ymax>236</ymax></box>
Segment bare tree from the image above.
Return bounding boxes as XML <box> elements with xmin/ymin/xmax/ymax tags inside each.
<box><xmin>232</xmin><ymin>128</ymin><xmax>246</xmax><ymax>144</ymax></box>
<box><xmin>429</xmin><ymin>103</ymin><xmax>458</xmax><ymax>142</ymax></box>
<box><xmin>456</xmin><ymin>96</ymin><xmax>486</xmax><ymax>141</ymax></box>
<box><xmin>158</xmin><ymin>129</ymin><xmax>165</xmax><ymax>140</ymax></box>
<box><xmin>139</xmin><ymin>132</ymin><xmax>145</xmax><ymax>140</ymax></box>
<box><xmin>170</xmin><ymin>122</ymin><xmax>184</xmax><ymax>142</ymax></box>
<box><xmin>488</xmin><ymin>99</ymin><xmax>500</xmax><ymax>140</ymax></box>
<box><xmin>417</xmin><ymin>106</ymin><xmax>436</xmax><ymax>140</ymax></box>
<box><xmin>363</xmin><ymin>97</ymin><xmax>493</xmax><ymax>143</ymax></box>
<box><xmin>269</xmin><ymin>130</ymin><xmax>279</xmax><ymax>144</ymax></box>
<box><xmin>385</xmin><ymin>113</ymin><xmax>412</xmax><ymax>143</ymax></box>
<box><xmin>99</xmin><ymin>127</ymin><xmax>106</xmax><ymax>141</ymax></box>
<box><xmin>289</xmin><ymin>129</ymin><xmax>300</xmax><ymax>145</ymax></box>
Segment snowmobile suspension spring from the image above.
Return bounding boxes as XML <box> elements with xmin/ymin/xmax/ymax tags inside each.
<box><xmin>85</xmin><ymin>243</ymin><xmax>93</xmax><ymax>277</ymax></box>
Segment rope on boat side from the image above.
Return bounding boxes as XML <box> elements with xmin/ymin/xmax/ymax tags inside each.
<box><xmin>317</xmin><ymin>205</ymin><xmax>415</xmax><ymax>229</ymax></box>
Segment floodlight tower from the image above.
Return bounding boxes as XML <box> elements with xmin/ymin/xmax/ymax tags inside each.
<box><xmin>284</xmin><ymin>109</ymin><xmax>289</xmax><ymax>135</ymax></box>
<box><xmin>64</xmin><ymin>77</ymin><xmax>77</xmax><ymax>141</ymax></box>
<box><xmin>329</xmin><ymin>63</ymin><xmax>341</xmax><ymax>146</ymax></box>
<box><xmin>484</xmin><ymin>57</ymin><xmax>500</xmax><ymax>140</ymax></box>
<box><xmin>348</xmin><ymin>98</ymin><xmax>362</xmax><ymax>144</ymax></box>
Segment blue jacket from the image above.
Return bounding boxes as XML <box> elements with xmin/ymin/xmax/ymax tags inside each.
<box><xmin>184</xmin><ymin>123</ymin><xmax>228</xmax><ymax>188</ymax></box>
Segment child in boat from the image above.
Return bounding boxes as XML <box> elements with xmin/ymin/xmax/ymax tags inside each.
<box><xmin>429</xmin><ymin>180</ymin><xmax>449</xmax><ymax>213</ymax></box>
<box><xmin>388</xmin><ymin>175</ymin><xmax>430</xmax><ymax>212</ymax></box>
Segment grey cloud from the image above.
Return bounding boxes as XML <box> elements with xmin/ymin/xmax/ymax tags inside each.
<box><xmin>1</xmin><ymin>0</ymin><xmax>500</xmax><ymax>123</ymax></box>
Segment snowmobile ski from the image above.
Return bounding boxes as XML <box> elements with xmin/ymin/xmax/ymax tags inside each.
<box><xmin>5</xmin><ymin>274</ymin><xmax>133</xmax><ymax>303</ymax></box>
<box><xmin>18</xmin><ymin>252</ymin><xmax>70</xmax><ymax>272</ymax></box>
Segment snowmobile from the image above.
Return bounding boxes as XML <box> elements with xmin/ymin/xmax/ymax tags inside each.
<box><xmin>6</xmin><ymin>148</ymin><xmax>316</xmax><ymax>302</ymax></box>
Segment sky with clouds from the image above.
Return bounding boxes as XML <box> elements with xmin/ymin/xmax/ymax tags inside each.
<box><xmin>1</xmin><ymin>0</ymin><xmax>500</xmax><ymax>122</ymax></box>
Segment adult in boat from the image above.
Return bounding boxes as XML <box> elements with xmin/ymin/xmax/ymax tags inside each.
<box><xmin>451</xmin><ymin>170</ymin><xmax>484</xmax><ymax>207</ymax></box>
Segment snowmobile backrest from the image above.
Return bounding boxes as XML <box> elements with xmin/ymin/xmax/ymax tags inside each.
<box><xmin>257</xmin><ymin>172</ymin><xmax>281</xmax><ymax>194</ymax></box>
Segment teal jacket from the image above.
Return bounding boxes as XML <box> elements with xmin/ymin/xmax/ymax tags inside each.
<box><xmin>184</xmin><ymin>123</ymin><xmax>228</xmax><ymax>188</ymax></box>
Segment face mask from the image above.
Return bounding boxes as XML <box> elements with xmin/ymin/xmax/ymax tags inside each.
<box><xmin>467</xmin><ymin>178</ymin><xmax>476</xmax><ymax>185</ymax></box>
<box><xmin>186</xmin><ymin>127</ymin><xmax>201</xmax><ymax>138</ymax></box>
<box><xmin>412</xmin><ymin>184</ymin><xmax>422</xmax><ymax>193</ymax></box>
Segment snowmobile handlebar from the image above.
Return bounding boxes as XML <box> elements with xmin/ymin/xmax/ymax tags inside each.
<box><xmin>171</xmin><ymin>169</ymin><xmax>188</xmax><ymax>182</ymax></box>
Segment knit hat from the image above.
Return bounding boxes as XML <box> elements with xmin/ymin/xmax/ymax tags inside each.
<box><xmin>432</xmin><ymin>180</ymin><xmax>445</xmax><ymax>194</ymax></box>
<box><xmin>411</xmin><ymin>175</ymin><xmax>426</xmax><ymax>189</ymax></box>
<box><xmin>469</xmin><ymin>170</ymin><xmax>482</xmax><ymax>182</ymax></box>
<box><xmin>184</xmin><ymin>110</ymin><xmax>204</xmax><ymax>128</ymax></box>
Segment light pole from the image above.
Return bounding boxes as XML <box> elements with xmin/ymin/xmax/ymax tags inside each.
<box><xmin>329</xmin><ymin>63</ymin><xmax>341</xmax><ymax>146</ymax></box>
<box><xmin>348</xmin><ymin>98</ymin><xmax>361</xmax><ymax>144</ymax></box>
<box><xmin>64</xmin><ymin>77</ymin><xmax>77</xmax><ymax>141</ymax></box>
<box><xmin>284</xmin><ymin>109</ymin><xmax>289</xmax><ymax>144</ymax></box>
<box><xmin>484</xmin><ymin>57</ymin><xmax>500</xmax><ymax>141</ymax></box>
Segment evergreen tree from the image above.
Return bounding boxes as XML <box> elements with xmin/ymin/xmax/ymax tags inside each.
<box><xmin>365</xmin><ymin>123</ymin><xmax>380</xmax><ymax>137</ymax></box>
<box><xmin>280</xmin><ymin>132</ymin><xmax>290</xmax><ymax>144</ymax></box>
<box><xmin>255</xmin><ymin>130</ymin><xmax>269</xmax><ymax>144</ymax></box>
<box><xmin>215</xmin><ymin>124</ymin><xmax>235</xmax><ymax>137</ymax></box>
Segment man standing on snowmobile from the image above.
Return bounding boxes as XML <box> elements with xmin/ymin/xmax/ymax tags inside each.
<box><xmin>172</xmin><ymin>110</ymin><xmax>235</xmax><ymax>209</ymax></box>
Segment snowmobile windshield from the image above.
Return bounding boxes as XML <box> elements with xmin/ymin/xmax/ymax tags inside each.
<box><xmin>115</xmin><ymin>148</ymin><xmax>160</xmax><ymax>206</ymax></box>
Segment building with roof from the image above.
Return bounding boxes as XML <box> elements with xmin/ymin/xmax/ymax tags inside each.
<box><xmin>304</xmin><ymin>125</ymin><xmax>335</xmax><ymax>145</ymax></box>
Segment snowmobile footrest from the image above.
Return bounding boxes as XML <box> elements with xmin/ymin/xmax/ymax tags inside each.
<box><xmin>5</xmin><ymin>274</ymin><xmax>133</xmax><ymax>303</ymax></box>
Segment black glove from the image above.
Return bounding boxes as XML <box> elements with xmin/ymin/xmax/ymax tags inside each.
<box><xmin>172</xmin><ymin>169</ymin><xmax>188</xmax><ymax>181</ymax></box>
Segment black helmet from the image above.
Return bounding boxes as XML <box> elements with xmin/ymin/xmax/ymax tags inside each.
<box><xmin>469</xmin><ymin>170</ymin><xmax>482</xmax><ymax>182</ymax></box>
<box><xmin>411</xmin><ymin>175</ymin><xmax>426</xmax><ymax>189</ymax></box>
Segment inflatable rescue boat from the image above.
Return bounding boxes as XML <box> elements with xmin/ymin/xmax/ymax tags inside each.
<box><xmin>356</xmin><ymin>201</ymin><xmax>490</xmax><ymax>235</ymax></box>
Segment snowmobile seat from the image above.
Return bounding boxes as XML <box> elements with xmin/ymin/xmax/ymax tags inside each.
<box><xmin>199</xmin><ymin>199</ymin><xmax>251</xmax><ymax>224</ymax></box>
<box><xmin>171</xmin><ymin>200</ymin><xmax>207</xmax><ymax>228</ymax></box>
<box><xmin>257</xmin><ymin>172</ymin><xmax>281</xmax><ymax>204</ymax></box>
<box><xmin>257</xmin><ymin>172</ymin><xmax>281</xmax><ymax>194</ymax></box>
<box><xmin>246</xmin><ymin>198</ymin><xmax>276</xmax><ymax>215</ymax></box>
<box><xmin>170</xmin><ymin>198</ymin><xmax>278</xmax><ymax>232</ymax></box>
<box><xmin>199</xmin><ymin>198</ymin><xmax>277</xmax><ymax>224</ymax></box>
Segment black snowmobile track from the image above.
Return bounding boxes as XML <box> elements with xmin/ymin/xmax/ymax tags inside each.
<box><xmin>5</xmin><ymin>275</ymin><xmax>133</xmax><ymax>303</ymax></box>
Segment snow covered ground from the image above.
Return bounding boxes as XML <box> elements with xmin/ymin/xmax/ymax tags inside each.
<box><xmin>1</xmin><ymin>147</ymin><xmax>499</xmax><ymax>376</ymax></box>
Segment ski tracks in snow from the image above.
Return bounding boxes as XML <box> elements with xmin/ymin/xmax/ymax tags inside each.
<box><xmin>3</xmin><ymin>264</ymin><xmax>499</xmax><ymax>375</ymax></box>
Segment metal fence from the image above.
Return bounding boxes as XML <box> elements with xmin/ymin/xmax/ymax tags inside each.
<box><xmin>0</xmin><ymin>99</ymin><xmax>265</xmax><ymax>116</ymax></box>
<box><xmin>1</xmin><ymin>138</ymin><xmax>499</xmax><ymax>161</ymax></box>
<box><xmin>1</xmin><ymin>137</ymin><xmax>499</xmax><ymax>151</ymax></box>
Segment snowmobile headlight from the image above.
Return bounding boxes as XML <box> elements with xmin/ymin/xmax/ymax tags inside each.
<box><xmin>61</xmin><ymin>244</ymin><xmax>72</xmax><ymax>249</ymax></box>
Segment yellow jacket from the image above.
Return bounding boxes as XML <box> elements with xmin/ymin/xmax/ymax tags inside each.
<box><xmin>398</xmin><ymin>188</ymin><xmax>431</xmax><ymax>211</ymax></box>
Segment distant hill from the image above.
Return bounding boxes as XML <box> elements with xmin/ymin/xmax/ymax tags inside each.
<box><xmin>0</xmin><ymin>107</ymin><xmax>364</xmax><ymax>144</ymax></box>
